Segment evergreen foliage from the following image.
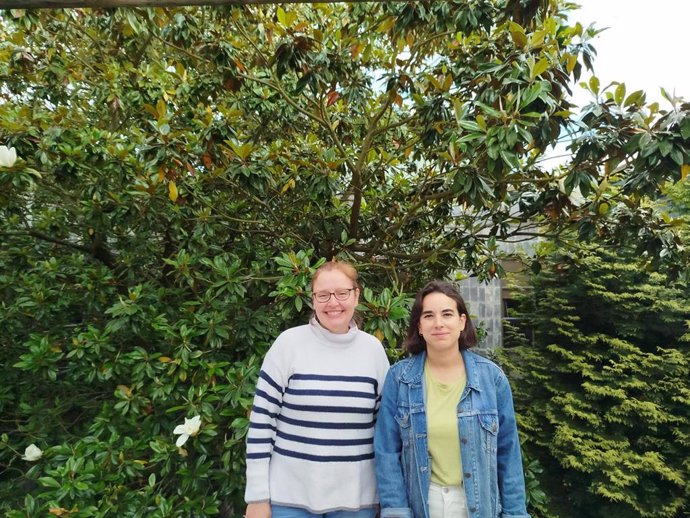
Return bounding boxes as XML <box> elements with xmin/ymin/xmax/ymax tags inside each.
<box><xmin>503</xmin><ymin>244</ymin><xmax>690</xmax><ymax>518</ymax></box>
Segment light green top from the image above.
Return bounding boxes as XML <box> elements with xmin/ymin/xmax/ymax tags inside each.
<box><xmin>425</xmin><ymin>361</ymin><xmax>466</xmax><ymax>486</ymax></box>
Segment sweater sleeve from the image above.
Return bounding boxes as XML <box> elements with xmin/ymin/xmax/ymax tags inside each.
<box><xmin>374</xmin><ymin>340</ymin><xmax>391</xmax><ymax>416</ymax></box>
<box><xmin>244</xmin><ymin>339</ymin><xmax>289</xmax><ymax>503</ymax></box>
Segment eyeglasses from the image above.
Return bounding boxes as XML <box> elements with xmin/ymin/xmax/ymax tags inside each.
<box><xmin>312</xmin><ymin>288</ymin><xmax>356</xmax><ymax>303</ymax></box>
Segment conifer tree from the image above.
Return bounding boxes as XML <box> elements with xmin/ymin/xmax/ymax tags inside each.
<box><xmin>503</xmin><ymin>244</ymin><xmax>690</xmax><ymax>518</ymax></box>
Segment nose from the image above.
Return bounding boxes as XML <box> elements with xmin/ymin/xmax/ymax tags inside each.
<box><xmin>325</xmin><ymin>296</ymin><xmax>341</xmax><ymax>306</ymax></box>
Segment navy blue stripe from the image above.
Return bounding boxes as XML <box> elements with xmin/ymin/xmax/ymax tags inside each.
<box><xmin>282</xmin><ymin>401</ymin><xmax>373</xmax><ymax>414</ymax></box>
<box><xmin>251</xmin><ymin>405</ymin><xmax>278</xmax><ymax>418</ymax></box>
<box><xmin>247</xmin><ymin>452</ymin><xmax>272</xmax><ymax>459</ymax></box>
<box><xmin>290</xmin><ymin>374</ymin><xmax>377</xmax><ymax>385</ymax></box>
<box><xmin>285</xmin><ymin>387</ymin><xmax>375</xmax><ymax>399</ymax></box>
<box><xmin>277</xmin><ymin>429</ymin><xmax>372</xmax><ymax>446</ymax></box>
<box><xmin>260</xmin><ymin>371</ymin><xmax>283</xmax><ymax>394</ymax></box>
<box><xmin>247</xmin><ymin>437</ymin><xmax>274</xmax><ymax>444</ymax></box>
<box><xmin>278</xmin><ymin>414</ymin><xmax>374</xmax><ymax>429</ymax></box>
<box><xmin>255</xmin><ymin>388</ymin><xmax>282</xmax><ymax>407</ymax></box>
<box><xmin>273</xmin><ymin>445</ymin><xmax>374</xmax><ymax>462</ymax></box>
<box><xmin>249</xmin><ymin>422</ymin><xmax>276</xmax><ymax>431</ymax></box>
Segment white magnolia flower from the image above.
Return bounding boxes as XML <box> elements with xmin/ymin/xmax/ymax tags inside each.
<box><xmin>22</xmin><ymin>443</ymin><xmax>43</xmax><ymax>462</ymax></box>
<box><xmin>0</xmin><ymin>145</ymin><xmax>17</xmax><ymax>168</ymax></box>
<box><xmin>173</xmin><ymin>415</ymin><xmax>201</xmax><ymax>447</ymax></box>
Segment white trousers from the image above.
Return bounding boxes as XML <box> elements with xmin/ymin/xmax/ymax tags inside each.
<box><xmin>428</xmin><ymin>483</ymin><xmax>469</xmax><ymax>518</ymax></box>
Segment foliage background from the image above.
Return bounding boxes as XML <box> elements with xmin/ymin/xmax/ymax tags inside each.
<box><xmin>1</xmin><ymin>1</ymin><xmax>689</xmax><ymax>516</ymax></box>
<box><xmin>502</xmin><ymin>238</ymin><xmax>690</xmax><ymax>518</ymax></box>
<box><xmin>501</xmin><ymin>149</ymin><xmax>690</xmax><ymax>518</ymax></box>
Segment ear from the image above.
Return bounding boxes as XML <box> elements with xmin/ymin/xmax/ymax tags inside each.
<box><xmin>459</xmin><ymin>313</ymin><xmax>467</xmax><ymax>331</ymax></box>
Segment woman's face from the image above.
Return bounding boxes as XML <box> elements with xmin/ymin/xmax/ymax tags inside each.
<box><xmin>418</xmin><ymin>292</ymin><xmax>466</xmax><ymax>354</ymax></box>
<box><xmin>312</xmin><ymin>269</ymin><xmax>359</xmax><ymax>334</ymax></box>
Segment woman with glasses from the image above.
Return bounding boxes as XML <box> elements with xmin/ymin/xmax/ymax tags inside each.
<box><xmin>374</xmin><ymin>281</ymin><xmax>530</xmax><ymax>518</ymax></box>
<box><xmin>245</xmin><ymin>260</ymin><xmax>390</xmax><ymax>518</ymax></box>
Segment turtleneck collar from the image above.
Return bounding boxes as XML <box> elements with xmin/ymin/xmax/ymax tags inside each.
<box><xmin>309</xmin><ymin>315</ymin><xmax>359</xmax><ymax>347</ymax></box>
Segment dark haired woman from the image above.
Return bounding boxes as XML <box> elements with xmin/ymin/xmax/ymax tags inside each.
<box><xmin>374</xmin><ymin>281</ymin><xmax>530</xmax><ymax>518</ymax></box>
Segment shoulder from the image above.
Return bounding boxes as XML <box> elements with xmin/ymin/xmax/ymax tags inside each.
<box><xmin>276</xmin><ymin>324</ymin><xmax>310</xmax><ymax>340</ymax></box>
<box><xmin>355</xmin><ymin>329</ymin><xmax>384</xmax><ymax>346</ymax></box>
<box><xmin>464</xmin><ymin>349</ymin><xmax>500</xmax><ymax>369</ymax></box>
<box><xmin>269</xmin><ymin>324</ymin><xmax>311</xmax><ymax>354</ymax></box>
<box><xmin>388</xmin><ymin>354</ymin><xmax>417</xmax><ymax>377</ymax></box>
<box><xmin>381</xmin><ymin>357</ymin><xmax>410</xmax><ymax>392</ymax></box>
<box><xmin>355</xmin><ymin>330</ymin><xmax>387</xmax><ymax>353</ymax></box>
<box><xmin>464</xmin><ymin>350</ymin><xmax>508</xmax><ymax>383</ymax></box>
<box><xmin>354</xmin><ymin>330</ymin><xmax>390</xmax><ymax>369</ymax></box>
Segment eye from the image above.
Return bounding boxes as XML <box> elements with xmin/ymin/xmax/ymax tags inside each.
<box><xmin>314</xmin><ymin>292</ymin><xmax>330</xmax><ymax>302</ymax></box>
<box><xmin>335</xmin><ymin>289</ymin><xmax>350</xmax><ymax>297</ymax></box>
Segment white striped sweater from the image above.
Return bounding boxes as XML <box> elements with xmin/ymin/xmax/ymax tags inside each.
<box><xmin>245</xmin><ymin>318</ymin><xmax>390</xmax><ymax>512</ymax></box>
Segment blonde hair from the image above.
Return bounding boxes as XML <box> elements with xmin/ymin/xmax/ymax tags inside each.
<box><xmin>311</xmin><ymin>259</ymin><xmax>359</xmax><ymax>291</ymax></box>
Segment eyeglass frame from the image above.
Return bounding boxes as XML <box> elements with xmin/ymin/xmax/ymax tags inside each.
<box><xmin>312</xmin><ymin>287</ymin><xmax>358</xmax><ymax>303</ymax></box>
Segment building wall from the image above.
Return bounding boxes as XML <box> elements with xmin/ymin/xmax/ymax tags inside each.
<box><xmin>457</xmin><ymin>276</ymin><xmax>503</xmax><ymax>350</ymax></box>
<box><xmin>453</xmin><ymin>236</ymin><xmax>540</xmax><ymax>350</ymax></box>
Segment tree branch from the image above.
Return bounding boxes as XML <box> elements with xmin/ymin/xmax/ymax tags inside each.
<box><xmin>3</xmin><ymin>230</ymin><xmax>92</xmax><ymax>254</ymax></box>
<box><xmin>0</xmin><ymin>0</ymin><xmax>386</xmax><ymax>8</ymax></box>
<box><xmin>2</xmin><ymin>229</ymin><xmax>120</xmax><ymax>270</ymax></box>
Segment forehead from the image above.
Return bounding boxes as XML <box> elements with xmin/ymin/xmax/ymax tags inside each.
<box><xmin>421</xmin><ymin>292</ymin><xmax>458</xmax><ymax>312</ymax></box>
<box><xmin>313</xmin><ymin>269</ymin><xmax>353</xmax><ymax>290</ymax></box>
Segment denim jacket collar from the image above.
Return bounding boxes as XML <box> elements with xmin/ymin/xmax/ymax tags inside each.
<box><xmin>398</xmin><ymin>350</ymin><xmax>482</xmax><ymax>393</ymax></box>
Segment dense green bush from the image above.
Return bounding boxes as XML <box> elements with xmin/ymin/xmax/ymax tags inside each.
<box><xmin>503</xmin><ymin>244</ymin><xmax>690</xmax><ymax>518</ymax></box>
<box><xmin>0</xmin><ymin>245</ymin><xmax>409</xmax><ymax>516</ymax></box>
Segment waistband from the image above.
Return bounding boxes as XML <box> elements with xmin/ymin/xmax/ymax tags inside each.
<box><xmin>429</xmin><ymin>482</ymin><xmax>464</xmax><ymax>495</ymax></box>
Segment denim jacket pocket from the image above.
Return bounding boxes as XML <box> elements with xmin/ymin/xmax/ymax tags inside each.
<box><xmin>478</xmin><ymin>412</ymin><xmax>499</xmax><ymax>454</ymax></box>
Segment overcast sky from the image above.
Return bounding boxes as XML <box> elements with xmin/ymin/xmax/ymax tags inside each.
<box><xmin>568</xmin><ymin>0</ymin><xmax>689</xmax><ymax>106</ymax></box>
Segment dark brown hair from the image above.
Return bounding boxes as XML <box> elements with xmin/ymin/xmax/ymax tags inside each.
<box><xmin>403</xmin><ymin>280</ymin><xmax>478</xmax><ymax>354</ymax></box>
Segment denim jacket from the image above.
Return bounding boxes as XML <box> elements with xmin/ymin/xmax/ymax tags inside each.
<box><xmin>374</xmin><ymin>350</ymin><xmax>530</xmax><ymax>518</ymax></box>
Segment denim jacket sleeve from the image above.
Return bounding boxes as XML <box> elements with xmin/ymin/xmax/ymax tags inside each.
<box><xmin>495</xmin><ymin>372</ymin><xmax>531</xmax><ymax>518</ymax></box>
<box><xmin>374</xmin><ymin>368</ymin><xmax>413</xmax><ymax>518</ymax></box>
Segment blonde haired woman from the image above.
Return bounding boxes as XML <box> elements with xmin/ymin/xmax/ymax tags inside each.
<box><xmin>245</xmin><ymin>260</ymin><xmax>390</xmax><ymax>518</ymax></box>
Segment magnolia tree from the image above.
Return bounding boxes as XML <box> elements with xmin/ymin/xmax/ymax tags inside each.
<box><xmin>0</xmin><ymin>1</ymin><xmax>689</xmax><ymax>516</ymax></box>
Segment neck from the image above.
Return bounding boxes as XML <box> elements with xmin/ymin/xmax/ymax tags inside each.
<box><xmin>426</xmin><ymin>349</ymin><xmax>462</xmax><ymax>367</ymax></box>
<box><xmin>426</xmin><ymin>348</ymin><xmax>463</xmax><ymax>370</ymax></box>
<box><xmin>315</xmin><ymin>316</ymin><xmax>350</xmax><ymax>334</ymax></box>
<box><xmin>426</xmin><ymin>348</ymin><xmax>465</xmax><ymax>384</ymax></box>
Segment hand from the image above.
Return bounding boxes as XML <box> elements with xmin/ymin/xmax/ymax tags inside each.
<box><xmin>246</xmin><ymin>502</ymin><xmax>271</xmax><ymax>518</ymax></box>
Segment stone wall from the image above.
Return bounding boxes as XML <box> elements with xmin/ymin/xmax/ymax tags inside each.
<box><xmin>457</xmin><ymin>276</ymin><xmax>503</xmax><ymax>350</ymax></box>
